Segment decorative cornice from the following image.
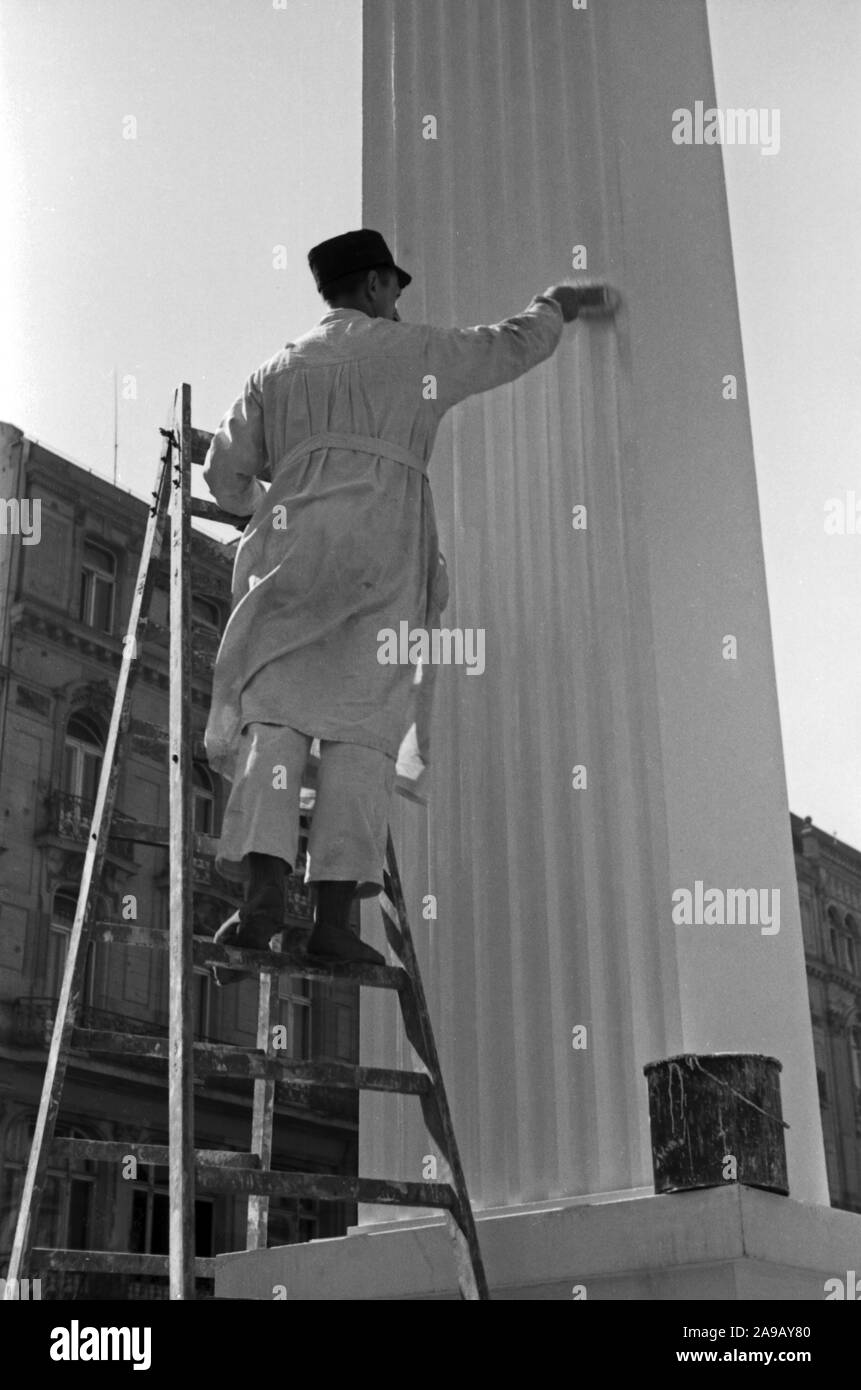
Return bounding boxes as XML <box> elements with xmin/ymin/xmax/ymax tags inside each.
<box><xmin>42</xmin><ymin>841</ymin><xmax>137</xmax><ymax>887</ymax></box>
<box><xmin>792</xmin><ymin>813</ymin><xmax>861</xmax><ymax>873</ymax></box>
<box><xmin>129</xmin><ymin>719</ymin><xmax>207</xmax><ymax>765</ymax></box>
<box><xmin>26</xmin><ymin>456</ymin><xmax>149</xmax><ymax>532</ymax></box>
<box><xmin>10</xmin><ymin>602</ymin><xmax>215</xmax><ymax>705</ymax></box>
<box><xmin>813</xmin><ymin>841</ymin><xmax>861</xmax><ymax>878</ymax></box>
<box><xmin>806</xmin><ymin>962</ymin><xmax>831</xmax><ymax>984</ymax></box>
<box><xmin>806</xmin><ymin>960</ymin><xmax>861</xmax><ymax>995</ymax></box>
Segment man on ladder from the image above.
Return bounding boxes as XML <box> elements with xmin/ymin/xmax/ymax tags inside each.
<box><xmin>203</xmin><ymin>228</ymin><xmax>583</xmax><ymax>971</ymax></box>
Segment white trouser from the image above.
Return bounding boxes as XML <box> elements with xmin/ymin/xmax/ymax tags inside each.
<box><xmin>214</xmin><ymin>722</ymin><xmax>395</xmax><ymax>897</ymax></box>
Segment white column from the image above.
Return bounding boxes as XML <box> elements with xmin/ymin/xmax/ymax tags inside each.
<box><xmin>358</xmin><ymin>0</ymin><xmax>828</xmax><ymax>1218</ymax></box>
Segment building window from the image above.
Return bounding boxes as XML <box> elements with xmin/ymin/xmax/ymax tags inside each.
<box><xmin>266</xmin><ymin>1191</ymin><xmax>319</xmax><ymax>1247</ymax></box>
<box><xmin>816</xmin><ymin>1067</ymin><xmax>829</xmax><ymax>1106</ymax></box>
<box><xmin>193</xmin><ymin>968</ymin><xmax>211</xmax><ymax>1039</ymax></box>
<box><xmin>333</xmin><ymin>1003</ymin><xmax>355</xmax><ymax>1061</ymax></box>
<box><xmin>851</xmin><ymin>1028</ymin><xmax>861</xmax><ymax>1093</ymax></box>
<box><xmin>826</xmin><ymin>906</ymin><xmax>840</xmax><ymax>959</ymax></box>
<box><xmin>79</xmin><ymin>541</ymin><xmax>116</xmax><ymax>634</ymax></box>
<box><xmin>0</xmin><ymin>1118</ymin><xmax>95</xmax><ymax>1257</ymax></box>
<box><xmin>277</xmin><ymin>976</ymin><xmax>311</xmax><ymax>1059</ymax></box>
<box><xmin>149</xmin><ymin>587</ymin><xmax>169</xmax><ymax>628</ymax></box>
<box><xmin>127</xmin><ymin>1164</ymin><xmax>213</xmax><ymax>1257</ymax></box>
<box><xmin>192</xmin><ymin>763</ymin><xmax>215</xmax><ymax>836</ymax></box>
<box><xmin>798</xmin><ymin>897</ymin><xmax>816</xmax><ymax>953</ymax></box>
<box><xmin>128</xmin><ymin>1167</ymin><xmax>169</xmax><ymax>1255</ymax></box>
<box><xmin>824</xmin><ymin>906</ymin><xmax>856</xmax><ymax>973</ymax></box>
<box><xmin>824</xmin><ymin>1143</ymin><xmax>841</xmax><ymax>1197</ymax></box>
<box><xmin>62</xmin><ymin>712</ymin><xmax>104</xmax><ymax>805</ymax></box>
<box><xmin>844</xmin><ymin>915</ymin><xmax>858</xmax><ymax>975</ymax></box>
<box><xmin>46</xmin><ymin>887</ymin><xmax>96</xmax><ymax>1007</ymax></box>
<box><xmin>191</xmin><ymin>596</ymin><xmax>221</xmax><ymax>632</ymax></box>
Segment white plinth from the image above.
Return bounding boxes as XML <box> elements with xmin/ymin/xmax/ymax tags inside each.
<box><xmin>214</xmin><ymin>1186</ymin><xmax>861</xmax><ymax>1300</ymax></box>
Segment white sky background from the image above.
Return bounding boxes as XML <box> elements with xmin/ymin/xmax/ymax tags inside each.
<box><xmin>707</xmin><ymin>0</ymin><xmax>860</xmax><ymax>849</ymax></box>
<box><xmin>0</xmin><ymin>0</ymin><xmax>858</xmax><ymax>845</ymax></box>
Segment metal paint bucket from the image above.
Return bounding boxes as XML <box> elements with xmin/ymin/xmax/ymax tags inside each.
<box><xmin>643</xmin><ymin>1053</ymin><xmax>789</xmax><ymax>1195</ymax></box>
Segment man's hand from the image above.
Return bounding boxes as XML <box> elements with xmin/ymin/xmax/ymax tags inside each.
<box><xmin>544</xmin><ymin>280</ymin><xmax>619</xmax><ymax>322</ymax></box>
<box><xmin>544</xmin><ymin>285</ymin><xmax>582</xmax><ymax>323</ymax></box>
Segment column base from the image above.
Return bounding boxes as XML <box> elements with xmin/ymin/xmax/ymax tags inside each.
<box><xmin>213</xmin><ymin>1185</ymin><xmax>861</xmax><ymax>1300</ymax></box>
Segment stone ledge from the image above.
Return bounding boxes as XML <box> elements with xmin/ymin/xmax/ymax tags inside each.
<box><xmin>214</xmin><ymin>1184</ymin><xmax>861</xmax><ymax>1301</ymax></box>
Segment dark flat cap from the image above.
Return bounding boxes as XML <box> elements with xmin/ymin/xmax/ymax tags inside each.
<box><xmin>308</xmin><ymin>228</ymin><xmax>412</xmax><ymax>292</ymax></box>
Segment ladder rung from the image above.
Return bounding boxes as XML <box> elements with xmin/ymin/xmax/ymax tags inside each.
<box><xmin>188</xmin><ymin>497</ymin><xmax>251</xmax><ymax>528</ymax></box>
<box><xmin>94</xmin><ymin>924</ymin><xmax>248</xmax><ymax>952</ymax></box>
<box><xmin>190</xmin><ymin>427</ymin><xmax>213</xmax><ymax>464</ymax></box>
<box><xmin>197</xmin><ymin>938</ymin><xmax>406</xmax><ymax>988</ymax></box>
<box><xmin>106</xmin><ymin>823</ymin><xmax>219</xmax><ymax>855</ymax></box>
<box><xmin>71</xmin><ymin>1029</ymin><xmax>173</xmax><ymax>1058</ymax></box>
<box><xmin>30</xmin><ymin>1248</ymin><xmax>215</xmax><ymax>1278</ymax></box>
<box><xmin>95</xmin><ymin>923</ymin><xmax>170</xmax><ymax>947</ymax></box>
<box><xmin>194</xmin><ymin>1169</ymin><xmax>456</xmax><ymax>1208</ymax></box>
<box><xmin>50</xmin><ymin>1138</ymin><xmax>261</xmax><ymax>1170</ymax></box>
<box><xmin>91</xmin><ymin>924</ymin><xmax>406</xmax><ymax>990</ymax></box>
<box><xmin>142</xmin><ymin>618</ymin><xmax>217</xmax><ymax>650</ymax></box>
<box><xmin>70</xmin><ymin>1031</ymin><xmax>430</xmax><ymax>1092</ymax></box>
<box><xmin>192</xmin><ymin>1052</ymin><xmax>431</xmax><ymax>1092</ymax></box>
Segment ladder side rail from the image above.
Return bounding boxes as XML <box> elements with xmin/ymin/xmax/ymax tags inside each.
<box><xmin>382</xmin><ymin>831</ymin><xmax>490</xmax><ymax>1300</ymax></box>
<box><xmin>168</xmin><ymin>384</ymin><xmax>196</xmax><ymax>1299</ymax></box>
<box><xmin>3</xmin><ymin>431</ymin><xmax>173</xmax><ymax>1294</ymax></box>
<box><xmin>247</xmin><ymin>966</ymin><xmax>279</xmax><ymax>1249</ymax></box>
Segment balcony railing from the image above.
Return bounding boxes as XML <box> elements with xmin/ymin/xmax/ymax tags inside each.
<box><xmin>191</xmin><ymin>852</ymin><xmax>242</xmax><ymax>900</ymax></box>
<box><xmin>12</xmin><ymin>997</ymin><xmax>357</xmax><ymax>1120</ymax></box>
<box><xmin>284</xmin><ymin>874</ymin><xmax>314</xmax><ymax>922</ymax></box>
<box><xmin>144</xmin><ymin>617</ymin><xmax>218</xmax><ymax>679</ymax></box>
<box><xmin>13</xmin><ymin>998</ymin><xmax>233</xmax><ymax>1053</ymax></box>
<box><xmin>41</xmin><ymin>791</ymin><xmax>136</xmax><ymax>862</ymax></box>
<box><xmin>13</xmin><ymin>998</ymin><xmax>168</xmax><ymax>1049</ymax></box>
<box><xmin>191</xmin><ymin>853</ymin><xmax>313</xmax><ymax>922</ymax></box>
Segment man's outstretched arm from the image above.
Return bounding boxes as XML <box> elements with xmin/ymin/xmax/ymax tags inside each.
<box><xmin>421</xmin><ymin>285</ymin><xmax>581</xmax><ymax>413</ymax></box>
<box><xmin>203</xmin><ymin>370</ymin><xmax>269</xmax><ymax>517</ymax></box>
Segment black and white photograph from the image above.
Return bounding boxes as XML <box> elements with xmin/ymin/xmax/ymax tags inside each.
<box><xmin>0</xmin><ymin>0</ymin><xmax>859</xmax><ymax>1353</ymax></box>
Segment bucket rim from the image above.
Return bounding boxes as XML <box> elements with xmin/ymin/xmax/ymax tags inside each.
<box><xmin>643</xmin><ymin>1051</ymin><xmax>782</xmax><ymax>1074</ymax></box>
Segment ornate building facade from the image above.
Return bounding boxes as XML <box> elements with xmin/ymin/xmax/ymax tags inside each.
<box><xmin>0</xmin><ymin>423</ymin><xmax>360</xmax><ymax>1297</ymax></box>
<box><xmin>793</xmin><ymin>812</ymin><xmax>861</xmax><ymax>1213</ymax></box>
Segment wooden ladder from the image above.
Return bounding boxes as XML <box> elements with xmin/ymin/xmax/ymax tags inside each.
<box><xmin>3</xmin><ymin>384</ymin><xmax>489</xmax><ymax>1301</ymax></box>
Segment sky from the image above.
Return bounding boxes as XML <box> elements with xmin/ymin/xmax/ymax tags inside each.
<box><xmin>706</xmin><ymin>0</ymin><xmax>860</xmax><ymax>848</ymax></box>
<box><xmin>0</xmin><ymin>0</ymin><xmax>858</xmax><ymax>846</ymax></box>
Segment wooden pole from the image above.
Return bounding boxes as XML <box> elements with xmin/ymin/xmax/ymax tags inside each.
<box><xmin>247</xmin><ymin>967</ymin><xmax>279</xmax><ymax>1248</ymax></box>
<box><xmin>168</xmin><ymin>384</ymin><xmax>196</xmax><ymax>1298</ymax></box>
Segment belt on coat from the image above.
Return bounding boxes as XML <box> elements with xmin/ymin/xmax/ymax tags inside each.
<box><xmin>278</xmin><ymin>431</ymin><xmax>428</xmax><ymax>478</ymax></box>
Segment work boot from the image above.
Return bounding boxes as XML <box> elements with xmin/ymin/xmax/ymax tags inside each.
<box><xmin>210</xmin><ymin>854</ymin><xmax>288</xmax><ymax>987</ymax></box>
<box><xmin>306</xmin><ymin>880</ymin><xmax>386</xmax><ymax>967</ymax></box>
